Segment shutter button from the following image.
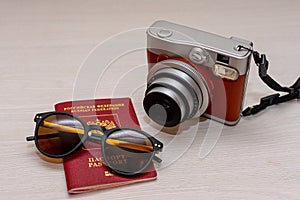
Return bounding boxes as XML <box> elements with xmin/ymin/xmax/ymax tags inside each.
<box><xmin>157</xmin><ymin>29</ymin><xmax>173</xmax><ymax>38</ymax></box>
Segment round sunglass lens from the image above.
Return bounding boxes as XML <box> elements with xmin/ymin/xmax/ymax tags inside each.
<box><xmin>104</xmin><ymin>129</ymin><xmax>154</xmax><ymax>175</ymax></box>
<box><xmin>36</xmin><ymin>114</ymin><xmax>85</xmax><ymax>157</ymax></box>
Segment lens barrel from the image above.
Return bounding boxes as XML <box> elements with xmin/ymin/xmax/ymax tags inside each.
<box><xmin>143</xmin><ymin>59</ymin><xmax>209</xmax><ymax>127</ymax></box>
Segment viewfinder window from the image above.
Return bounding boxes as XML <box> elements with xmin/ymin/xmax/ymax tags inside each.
<box><xmin>217</xmin><ymin>54</ymin><xmax>230</xmax><ymax>65</ymax></box>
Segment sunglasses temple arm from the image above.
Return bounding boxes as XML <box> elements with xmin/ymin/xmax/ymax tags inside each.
<box><xmin>88</xmin><ymin>134</ymin><xmax>153</xmax><ymax>153</ymax></box>
<box><xmin>26</xmin><ymin>136</ymin><xmax>35</xmax><ymax>141</ymax></box>
<box><xmin>89</xmin><ymin>134</ymin><xmax>163</xmax><ymax>165</ymax></box>
<box><xmin>153</xmin><ymin>155</ymin><xmax>162</xmax><ymax>163</ymax></box>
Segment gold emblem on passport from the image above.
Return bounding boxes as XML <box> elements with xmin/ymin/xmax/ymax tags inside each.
<box><xmin>87</xmin><ymin>118</ymin><xmax>116</xmax><ymax>130</ymax></box>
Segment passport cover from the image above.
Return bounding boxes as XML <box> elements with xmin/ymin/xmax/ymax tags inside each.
<box><xmin>54</xmin><ymin>98</ymin><xmax>157</xmax><ymax>194</ymax></box>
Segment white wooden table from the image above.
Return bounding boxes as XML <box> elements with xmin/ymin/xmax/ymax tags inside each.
<box><xmin>0</xmin><ymin>1</ymin><xmax>299</xmax><ymax>199</ymax></box>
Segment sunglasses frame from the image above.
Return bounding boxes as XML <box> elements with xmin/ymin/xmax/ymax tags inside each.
<box><xmin>27</xmin><ymin>111</ymin><xmax>163</xmax><ymax>176</ymax></box>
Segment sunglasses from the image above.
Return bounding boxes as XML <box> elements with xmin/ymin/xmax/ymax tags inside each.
<box><xmin>26</xmin><ymin>112</ymin><xmax>163</xmax><ymax>176</ymax></box>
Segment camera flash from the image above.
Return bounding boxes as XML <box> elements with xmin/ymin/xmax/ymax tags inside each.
<box><xmin>213</xmin><ymin>64</ymin><xmax>239</xmax><ymax>80</ymax></box>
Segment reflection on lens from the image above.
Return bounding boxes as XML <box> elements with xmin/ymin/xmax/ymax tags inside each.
<box><xmin>104</xmin><ymin>129</ymin><xmax>154</xmax><ymax>174</ymax></box>
<box><xmin>37</xmin><ymin>114</ymin><xmax>84</xmax><ymax>157</ymax></box>
<box><xmin>144</xmin><ymin>90</ymin><xmax>182</xmax><ymax>127</ymax></box>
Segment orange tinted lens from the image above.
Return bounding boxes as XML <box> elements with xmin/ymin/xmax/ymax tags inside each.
<box><xmin>104</xmin><ymin>129</ymin><xmax>154</xmax><ymax>174</ymax></box>
<box><xmin>37</xmin><ymin>114</ymin><xmax>84</xmax><ymax>157</ymax></box>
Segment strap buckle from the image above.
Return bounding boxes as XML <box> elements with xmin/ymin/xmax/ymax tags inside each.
<box><xmin>253</xmin><ymin>52</ymin><xmax>268</xmax><ymax>77</ymax></box>
<box><xmin>292</xmin><ymin>88</ymin><xmax>300</xmax><ymax>99</ymax></box>
<box><xmin>260</xmin><ymin>93</ymin><xmax>280</xmax><ymax>105</ymax></box>
<box><xmin>290</xmin><ymin>77</ymin><xmax>300</xmax><ymax>99</ymax></box>
<box><xmin>242</xmin><ymin>93</ymin><xmax>280</xmax><ymax>117</ymax></box>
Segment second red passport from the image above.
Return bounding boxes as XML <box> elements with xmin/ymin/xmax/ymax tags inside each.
<box><xmin>54</xmin><ymin>98</ymin><xmax>157</xmax><ymax>194</ymax></box>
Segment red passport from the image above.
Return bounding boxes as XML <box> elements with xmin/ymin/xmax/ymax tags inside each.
<box><xmin>54</xmin><ymin>98</ymin><xmax>157</xmax><ymax>194</ymax></box>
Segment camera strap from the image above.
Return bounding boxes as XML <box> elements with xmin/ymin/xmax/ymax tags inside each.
<box><xmin>237</xmin><ymin>46</ymin><xmax>300</xmax><ymax>116</ymax></box>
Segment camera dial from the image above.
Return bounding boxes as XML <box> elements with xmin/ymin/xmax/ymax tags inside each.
<box><xmin>189</xmin><ymin>47</ymin><xmax>209</xmax><ymax>64</ymax></box>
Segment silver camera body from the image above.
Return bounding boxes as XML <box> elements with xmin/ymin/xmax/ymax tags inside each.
<box><xmin>143</xmin><ymin>20</ymin><xmax>253</xmax><ymax>127</ymax></box>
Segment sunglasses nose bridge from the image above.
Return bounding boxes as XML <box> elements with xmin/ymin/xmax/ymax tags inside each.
<box><xmin>87</xmin><ymin>125</ymin><xmax>105</xmax><ymax>143</ymax></box>
<box><xmin>88</xmin><ymin>125</ymin><xmax>105</xmax><ymax>132</ymax></box>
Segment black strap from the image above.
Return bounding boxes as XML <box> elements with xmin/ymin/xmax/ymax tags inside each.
<box><xmin>237</xmin><ymin>46</ymin><xmax>300</xmax><ymax>116</ymax></box>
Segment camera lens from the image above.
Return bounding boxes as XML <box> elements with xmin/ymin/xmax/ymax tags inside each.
<box><xmin>143</xmin><ymin>59</ymin><xmax>209</xmax><ymax>127</ymax></box>
<box><xmin>143</xmin><ymin>87</ymin><xmax>183</xmax><ymax>127</ymax></box>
